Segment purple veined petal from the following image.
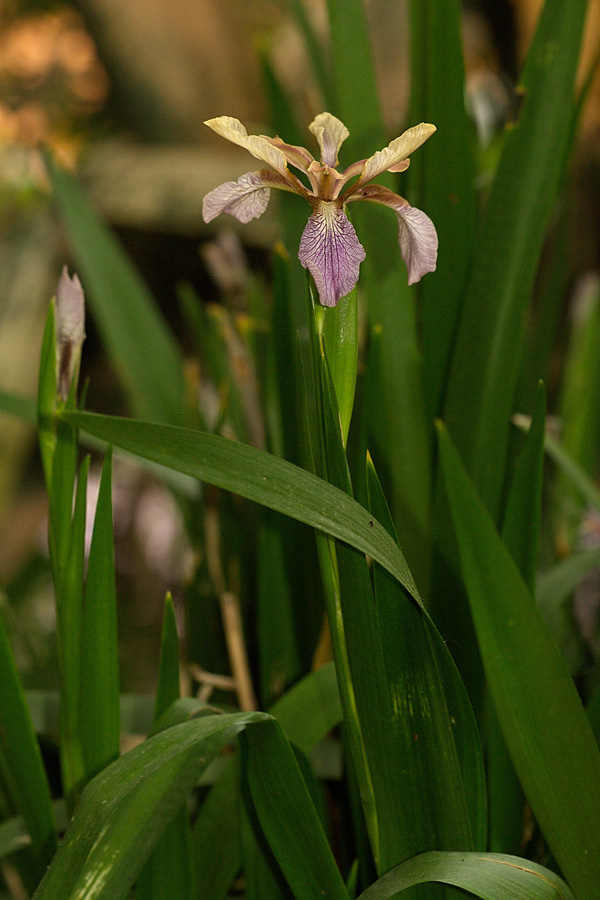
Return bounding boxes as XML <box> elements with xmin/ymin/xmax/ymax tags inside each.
<box><xmin>203</xmin><ymin>170</ymin><xmax>297</xmax><ymax>224</ymax></box>
<box><xmin>348</xmin><ymin>184</ymin><xmax>438</xmax><ymax>284</ymax></box>
<box><xmin>298</xmin><ymin>201</ymin><xmax>366</xmax><ymax>307</ymax></box>
<box><xmin>358</xmin><ymin>123</ymin><xmax>436</xmax><ymax>185</ymax></box>
<box><xmin>204</xmin><ymin>116</ymin><xmax>289</xmax><ymax>176</ymax></box>
<box><xmin>309</xmin><ymin>113</ymin><xmax>349</xmax><ymax>168</ymax></box>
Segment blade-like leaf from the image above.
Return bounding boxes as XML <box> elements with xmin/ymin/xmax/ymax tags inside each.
<box><xmin>443</xmin><ymin>0</ymin><xmax>588</xmax><ymax>520</ymax></box>
<box><xmin>0</xmin><ymin>389</ymin><xmax>36</xmax><ymax>425</ymax></box>
<box><xmin>357</xmin><ymin>851</ymin><xmax>575</xmax><ymax>900</ymax></box>
<box><xmin>0</xmin><ymin>612</ymin><xmax>56</xmax><ymax>875</ymax></box>
<box><xmin>242</xmin><ymin>718</ymin><xmax>349</xmax><ymax>900</ymax></box>
<box><xmin>438</xmin><ymin>422</ymin><xmax>600</xmax><ymax>900</ymax></box>
<box><xmin>33</xmin><ymin>712</ymin><xmax>268</xmax><ymax>900</ymax></box>
<box><xmin>408</xmin><ymin>0</ymin><xmax>477</xmax><ymax>421</ymax></box>
<box><xmin>62</xmin><ymin>410</ymin><xmax>421</xmax><ymax>603</ymax></box>
<box><xmin>135</xmin><ymin>594</ymin><xmax>196</xmax><ymax>900</ymax></box>
<box><xmin>193</xmin><ymin>663</ymin><xmax>342</xmax><ymax>900</ymax></box>
<box><xmin>501</xmin><ymin>382</ymin><xmax>546</xmax><ymax>590</ymax></box>
<box><xmin>367</xmin><ymin>458</ymin><xmax>486</xmax><ymax>860</ymax></box>
<box><xmin>80</xmin><ymin>449</ymin><xmax>120</xmax><ymax>778</ymax></box>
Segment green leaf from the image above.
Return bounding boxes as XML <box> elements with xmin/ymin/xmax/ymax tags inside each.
<box><xmin>33</xmin><ymin>712</ymin><xmax>269</xmax><ymax>900</ymax></box>
<box><xmin>282</xmin><ymin>0</ymin><xmax>334</xmax><ymax>110</ymax></box>
<box><xmin>257</xmin><ymin>512</ymin><xmax>300</xmax><ymax>706</ymax></box>
<box><xmin>0</xmin><ymin>389</ymin><xmax>36</xmax><ymax>426</ymax></box>
<box><xmin>321</xmin><ymin>283</ymin><xmax>358</xmax><ymax>446</ymax></box>
<box><xmin>62</xmin><ymin>410</ymin><xmax>421</xmax><ymax>603</ymax></box>
<box><xmin>154</xmin><ymin>593</ymin><xmax>181</xmax><ymax>723</ymax></box>
<box><xmin>367</xmin><ymin>458</ymin><xmax>486</xmax><ymax>862</ymax></box>
<box><xmin>501</xmin><ymin>382</ymin><xmax>546</xmax><ymax>592</ymax></box>
<box><xmin>438</xmin><ymin>422</ymin><xmax>600</xmax><ymax>900</ymax></box>
<box><xmin>443</xmin><ymin>0</ymin><xmax>588</xmax><ymax>520</ymax></box>
<box><xmin>242</xmin><ymin>718</ymin><xmax>349</xmax><ymax>900</ymax></box>
<box><xmin>357</xmin><ymin>851</ymin><xmax>575</xmax><ymax>900</ymax></box>
<box><xmin>487</xmin><ymin>387</ymin><xmax>546</xmax><ymax>854</ymax></box>
<box><xmin>57</xmin><ymin>453</ymin><xmax>88</xmax><ymax>797</ymax></box>
<box><xmin>537</xmin><ymin>549</ymin><xmax>600</xmax><ymax>614</ymax></box>
<box><xmin>135</xmin><ymin>594</ymin><xmax>196</xmax><ymax>900</ymax></box>
<box><xmin>80</xmin><ymin>449</ymin><xmax>120</xmax><ymax>779</ymax></box>
<box><xmin>0</xmin><ymin>612</ymin><xmax>56</xmax><ymax>874</ymax></box>
<box><xmin>408</xmin><ymin>0</ymin><xmax>477</xmax><ymax>421</ymax></box>
<box><xmin>44</xmin><ymin>152</ymin><xmax>185</xmax><ymax>425</ymax></box>
<box><xmin>193</xmin><ymin>664</ymin><xmax>342</xmax><ymax>900</ymax></box>
<box><xmin>554</xmin><ymin>276</ymin><xmax>600</xmax><ymax>546</ymax></box>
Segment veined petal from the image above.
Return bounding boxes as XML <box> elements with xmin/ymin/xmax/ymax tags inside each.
<box><xmin>298</xmin><ymin>201</ymin><xmax>365</xmax><ymax>307</ymax></box>
<box><xmin>359</xmin><ymin>123</ymin><xmax>436</xmax><ymax>185</ymax></box>
<box><xmin>265</xmin><ymin>137</ymin><xmax>314</xmax><ymax>173</ymax></box>
<box><xmin>204</xmin><ymin>116</ymin><xmax>289</xmax><ymax>177</ymax></box>
<box><xmin>309</xmin><ymin>113</ymin><xmax>349</xmax><ymax>167</ymax></box>
<box><xmin>203</xmin><ymin>170</ymin><xmax>294</xmax><ymax>224</ymax></box>
<box><xmin>349</xmin><ymin>184</ymin><xmax>437</xmax><ymax>284</ymax></box>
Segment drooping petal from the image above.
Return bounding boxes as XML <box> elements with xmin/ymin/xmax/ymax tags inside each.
<box><xmin>298</xmin><ymin>201</ymin><xmax>366</xmax><ymax>307</ymax></box>
<box><xmin>203</xmin><ymin>170</ymin><xmax>296</xmax><ymax>224</ymax></box>
<box><xmin>358</xmin><ymin>122</ymin><xmax>436</xmax><ymax>185</ymax></box>
<box><xmin>204</xmin><ymin>116</ymin><xmax>289</xmax><ymax>177</ymax></box>
<box><xmin>348</xmin><ymin>184</ymin><xmax>438</xmax><ymax>284</ymax></box>
<box><xmin>309</xmin><ymin>113</ymin><xmax>349</xmax><ymax>167</ymax></box>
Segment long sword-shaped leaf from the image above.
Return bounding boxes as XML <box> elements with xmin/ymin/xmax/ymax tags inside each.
<box><xmin>136</xmin><ymin>595</ymin><xmax>196</xmax><ymax>900</ymax></box>
<box><xmin>193</xmin><ymin>663</ymin><xmax>342</xmax><ymax>900</ymax></box>
<box><xmin>443</xmin><ymin>0</ymin><xmax>588</xmax><ymax>520</ymax></box>
<box><xmin>408</xmin><ymin>0</ymin><xmax>477</xmax><ymax>420</ymax></box>
<box><xmin>0</xmin><ymin>613</ymin><xmax>56</xmax><ymax>876</ymax></box>
<box><xmin>438</xmin><ymin>422</ymin><xmax>600</xmax><ymax>900</ymax></box>
<box><xmin>242</xmin><ymin>718</ymin><xmax>349</xmax><ymax>900</ymax></box>
<box><xmin>80</xmin><ymin>449</ymin><xmax>120</xmax><ymax>779</ymax></box>
<box><xmin>62</xmin><ymin>410</ymin><xmax>420</xmax><ymax>602</ymax></box>
<box><xmin>32</xmin><ymin>712</ymin><xmax>268</xmax><ymax>900</ymax></box>
<box><xmin>357</xmin><ymin>851</ymin><xmax>575</xmax><ymax>900</ymax></box>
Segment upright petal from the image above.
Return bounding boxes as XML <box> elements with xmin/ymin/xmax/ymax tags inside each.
<box><xmin>205</xmin><ymin>116</ymin><xmax>289</xmax><ymax>177</ymax></box>
<box><xmin>359</xmin><ymin>123</ymin><xmax>436</xmax><ymax>185</ymax></box>
<box><xmin>203</xmin><ymin>170</ymin><xmax>295</xmax><ymax>224</ymax></box>
<box><xmin>298</xmin><ymin>201</ymin><xmax>366</xmax><ymax>307</ymax></box>
<box><xmin>55</xmin><ymin>266</ymin><xmax>86</xmax><ymax>401</ymax></box>
<box><xmin>309</xmin><ymin>113</ymin><xmax>349</xmax><ymax>167</ymax></box>
<box><xmin>348</xmin><ymin>184</ymin><xmax>437</xmax><ymax>284</ymax></box>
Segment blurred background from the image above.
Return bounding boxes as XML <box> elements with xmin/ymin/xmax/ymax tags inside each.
<box><xmin>1</xmin><ymin>0</ymin><xmax>600</xmax><ymax>698</ymax></box>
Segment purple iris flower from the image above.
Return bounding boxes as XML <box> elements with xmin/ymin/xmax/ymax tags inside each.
<box><xmin>202</xmin><ymin>113</ymin><xmax>438</xmax><ymax>307</ymax></box>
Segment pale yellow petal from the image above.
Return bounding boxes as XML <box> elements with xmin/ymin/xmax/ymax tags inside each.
<box><xmin>204</xmin><ymin>116</ymin><xmax>289</xmax><ymax>176</ymax></box>
<box><xmin>360</xmin><ymin>123</ymin><xmax>436</xmax><ymax>184</ymax></box>
<box><xmin>309</xmin><ymin>112</ymin><xmax>349</xmax><ymax>167</ymax></box>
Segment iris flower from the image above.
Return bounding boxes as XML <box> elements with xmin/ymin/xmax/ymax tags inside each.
<box><xmin>202</xmin><ymin>112</ymin><xmax>438</xmax><ymax>307</ymax></box>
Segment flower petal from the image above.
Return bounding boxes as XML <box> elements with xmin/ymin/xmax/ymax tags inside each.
<box><xmin>204</xmin><ymin>116</ymin><xmax>289</xmax><ymax>176</ymax></box>
<box><xmin>359</xmin><ymin>122</ymin><xmax>436</xmax><ymax>185</ymax></box>
<box><xmin>298</xmin><ymin>201</ymin><xmax>366</xmax><ymax>307</ymax></box>
<box><xmin>203</xmin><ymin>170</ymin><xmax>295</xmax><ymax>224</ymax></box>
<box><xmin>265</xmin><ymin>137</ymin><xmax>314</xmax><ymax>173</ymax></box>
<box><xmin>309</xmin><ymin>113</ymin><xmax>349</xmax><ymax>167</ymax></box>
<box><xmin>348</xmin><ymin>184</ymin><xmax>437</xmax><ymax>284</ymax></box>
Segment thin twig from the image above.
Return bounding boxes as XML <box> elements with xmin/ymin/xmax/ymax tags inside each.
<box><xmin>204</xmin><ymin>505</ymin><xmax>258</xmax><ymax>711</ymax></box>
